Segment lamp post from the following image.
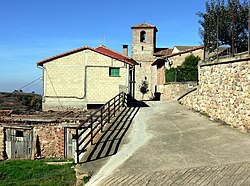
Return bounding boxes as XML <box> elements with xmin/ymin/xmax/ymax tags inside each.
<box><xmin>167</xmin><ymin>59</ymin><xmax>173</xmax><ymax>69</ymax></box>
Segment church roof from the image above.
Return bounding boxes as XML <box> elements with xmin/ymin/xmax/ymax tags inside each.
<box><xmin>154</xmin><ymin>48</ymin><xmax>173</xmax><ymax>57</ymax></box>
<box><xmin>37</xmin><ymin>45</ymin><xmax>138</xmax><ymax>66</ymax></box>
<box><xmin>131</xmin><ymin>23</ymin><xmax>158</xmax><ymax>31</ymax></box>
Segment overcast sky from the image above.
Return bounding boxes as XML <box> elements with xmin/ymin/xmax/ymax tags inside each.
<box><xmin>0</xmin><ymin>0</ymin><xmax>207</xmax><ymax>94</ymax></box>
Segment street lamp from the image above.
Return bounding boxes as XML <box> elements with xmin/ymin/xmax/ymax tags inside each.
<box><xmin>167</xmin><ymin>59</ymin><xmax>173</xmax><ymax>68</ymax></box>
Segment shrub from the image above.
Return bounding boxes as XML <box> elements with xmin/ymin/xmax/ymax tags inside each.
<box><xmin>165</xmin><ymin>67</ymin><xmax>198</xmax><ymax>82</ymax></box>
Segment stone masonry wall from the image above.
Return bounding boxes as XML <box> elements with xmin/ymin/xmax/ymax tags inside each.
<box><xmin>0</xmin><ymin>127</ymin><xmax>4</xmax><ymax>160</ymax></box>
<box><xmin>132</xmin><ymin>28</ymin><xmax>157</xmax><ymax>100</ymax></box>
<box><xmin>157</xmin><ymin>82</ymin><xmax>197</xmax><ymax>100</ymax></box>
<box><xmin>179</xmin><ymin>57</ymin><xmax>250</xmax><ymax>130</ymax></box>
<box><xmin>33</xmin><ymin>125</ymin><xmax>64</xmax><ymax>158</ymax></box>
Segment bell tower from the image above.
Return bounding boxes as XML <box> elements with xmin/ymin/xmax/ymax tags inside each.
<box><xmin>131</xmin><ymin>23</ymin><xmax>158</xmax><ymax>99</ymax></box>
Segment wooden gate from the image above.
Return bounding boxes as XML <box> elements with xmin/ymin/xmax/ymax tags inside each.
<box><xmin>5</xmin><ymin>127</ymin><xmax>32</xmax><ymax>159</ymax></box>
<box><xmin>65</xmin><ymin>128</ymin><xmax>76</xmax><ymax>158</ymax></box>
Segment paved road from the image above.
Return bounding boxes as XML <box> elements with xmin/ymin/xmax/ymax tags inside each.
<box><xmin>86</xmin><ymin>101</ymin><xmax>250</xmax><ymax>186</ymax></box>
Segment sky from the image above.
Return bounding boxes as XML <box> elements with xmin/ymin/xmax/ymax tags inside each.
<box><xmin>0</xmin><ymin>0</ymin><xmax>207</xmax><ymax>94</ymax></box>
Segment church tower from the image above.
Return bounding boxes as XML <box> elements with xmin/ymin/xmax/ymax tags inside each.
<box><xmin>131</xmin><ymin>23</ymin><xmax>158</xmax><ymax>99</ymax></box>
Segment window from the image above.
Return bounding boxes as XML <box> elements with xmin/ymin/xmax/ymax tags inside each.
<box><xmin>109</xmin><ymin>67</ymin><xmax>120</xmax><ymax>77</ymax></box>
<box><xmin>140</xmin><ymin>31</ymin><xmax>146</xmax><ymax>42</ymax></box>
<box><xmin>16</xmin><ymin>130</ymin><xmax>24</xmax><ymax>137</ymax></box>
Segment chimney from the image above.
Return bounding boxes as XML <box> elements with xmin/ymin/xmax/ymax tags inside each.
<box><xmin>123</xmin><ymin>45</ymin><xmax>128</xmax><ymax>56</ymax></box>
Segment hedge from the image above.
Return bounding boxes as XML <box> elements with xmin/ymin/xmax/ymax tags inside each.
<box><xmin>165</xmin><ymin>67</ymin><xmax>198</xmax><ymax>82</ymax></box>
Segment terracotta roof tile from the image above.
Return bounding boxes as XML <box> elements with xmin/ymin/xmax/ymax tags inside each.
<box><xmin>154</xmin><ymin>48</ymin><xmax>173</xmax><ymax>56</ymax></box>
<box><xmin>152</xmin><ymin>46</ymin><xmax>204</xmax><ymax>66</ymax></box>
<box><xmin>174</xmin><ymin>46</ymin><xmax>198</xmax><ymax>52</ymax></box>
<box><xmin>166</xmin><ymin>46</ymin><xmax>204</xmax><ymax>58</ymax></box>
<box><xmin>37</xmin><ymin>45</ymin><xmax>138</xmax><ymax>66</ymax></box>
<box><xmin>131</xmin><ymin>23</ymin><xmax>158</xmax><ymax>31</ymax></box>
<box><xmin>95</xmin><ymin>45</ymin><xmax>138</xmax><ymax>65</ymax></box>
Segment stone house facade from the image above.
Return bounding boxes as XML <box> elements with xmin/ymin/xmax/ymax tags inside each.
<box><xmin>0</xmin><ymin>111</ymin><xmax>95</xmax><ymax>160</ymax></box>
<box><xmin>152</xmin><ymin>46</ymin><xmax>204</xmax><ymax>86</ymax></box>
<box><xmin>0</xmin><ymin>123</ymin><xmax>65</xmax><ymax>160</ymax></box>
<box><xmin>37</xmin><ymin>45</ymin><xmax>137</xmax><ymax>111</ymax></box>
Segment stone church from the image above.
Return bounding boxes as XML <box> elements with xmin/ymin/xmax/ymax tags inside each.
<box><xmin>131</xmin><ymin>23</ymin><xmax>158</xmax><ymax>99</ymax></box>
<box><xmin>131</xmin><ymin>23</ymin><xmax>204</xmax><ymax>99</ymax></box>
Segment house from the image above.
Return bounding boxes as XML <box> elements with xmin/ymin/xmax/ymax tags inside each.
<box><xmin>0</xmin><ymin>110</ymin><xmax>94</xmax><ymax>160</ymax></box>
<box><xmin>152</xmin><ymin>46</ymin><xmax>204</xmax><ymax>85</ymax></box>
<box><xmin>37</xmin><ymin>45</ymin><xmax>138</xmax><ymax>111</ymax></box>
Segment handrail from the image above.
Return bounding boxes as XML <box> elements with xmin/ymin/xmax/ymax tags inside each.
<box><xmin>75</xmin><ymin>92</ymin><xmax>127</xmax><ymax>163</ymax></box>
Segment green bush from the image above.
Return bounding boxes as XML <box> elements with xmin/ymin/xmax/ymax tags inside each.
<box><xmin>181</xmin><ymin>54</ymin><xmax>200</xmax><ymax>68</ymax></box>
<box><xmin>165</xmin><ymin>67</ymin><xmax>198</xmax><ymax>82</ymax></box>
<box><xmin>165</xmin><ymin>68</ymin><xmax>176</xmax><ymax>82</ymax></box>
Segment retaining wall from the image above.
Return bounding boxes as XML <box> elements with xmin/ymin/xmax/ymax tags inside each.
<box><xmin>179</xmin><ymin>57</ymin><xmax>250</xmax><ymax>130</ymax></box>
<box><xmin>157</xmin><ymin>82</ymin><xmax>197</xmax><ymax>100</ymax></box>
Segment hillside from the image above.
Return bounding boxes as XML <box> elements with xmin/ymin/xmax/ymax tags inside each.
<box><xmin>0</xmin><ymin>92</ymin><xmax>42</xmax><ymax>114</ymax></box>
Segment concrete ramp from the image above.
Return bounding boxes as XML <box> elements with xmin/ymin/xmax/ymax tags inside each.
<box><xmin>86</xmin><ymin>101</ymin><xmax>250</xmax><ymax>186</ymax></box>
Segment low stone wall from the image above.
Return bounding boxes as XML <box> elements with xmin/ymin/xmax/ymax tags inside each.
<box><xmin>33</xmin><ymin>125</ymin><xmax>64</xmax><ymax>158</ymax></box>
<box><xmin>0</xmin><ymin>127</ymin><xmax>4</xmax><ymax>160</ymax></box>
<box><xmin>157</xmin><ymin>82</ymin><xmax>197</xmax><ymax>100</ymax></box>
<box><xmin>179</xmin><ymin>57</ymin><xmax>250</xmax><ymax>130</ymax></box>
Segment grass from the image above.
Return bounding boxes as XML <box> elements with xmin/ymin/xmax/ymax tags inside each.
<box><xmin>0</xmin><ymin>159</ymin><xmax>76</xmax><ymax>186</ymax></box>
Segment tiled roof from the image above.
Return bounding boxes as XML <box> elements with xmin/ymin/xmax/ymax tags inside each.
<box><xmin>174</xmin><ymin>46</ymin><xmax>198</xmax><ymax>52</ymax></box>
<box><xmin>131</xmin><ymin>23</ymin><xmax>158</xmax><ymax>31</ymax></box>
<box><xmin>167</xmin><ymin>46</ymin><xmax>204</xmax><ymax>58</ymax></box>
<box><xmin>152</xmin><ymin>46</ymin><xmax>204</xmax><ymax>66</ymax></box>
<box><xmin>37</xmin><ymin>45</ymin><xmax>138</xmax><ymax>66</ymax></box>
<box><xmin>95</xmin><ymin>45</ymin><xmax>138</xmax><ymax>65</ymax></box>
<box><xmin>154</xmin><ymin>48</ymin><xmax>173</xmax><ymax>57</ymax></box>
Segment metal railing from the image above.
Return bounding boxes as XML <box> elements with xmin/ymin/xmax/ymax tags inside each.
<box><xmin>75</xmin><ymin>92</ymin><xmax>127</xmax><ymax>163</ymax></box>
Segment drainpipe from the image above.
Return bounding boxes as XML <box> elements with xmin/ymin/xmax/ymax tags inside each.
<box><xmin>37</xmin><ymin>65</ymin><xmax>45</xmax><ymax>101</ymax></box>
<box><xmin>127</xmin><ymin>64</ymin><xmax>129</xmax><ymax>94</ymax></box>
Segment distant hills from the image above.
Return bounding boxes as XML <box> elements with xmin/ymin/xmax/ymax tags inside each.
<box><xmin>0</xmin><ymin>92</ymin><xmax>42</xmax><ymax>114</ymax></box>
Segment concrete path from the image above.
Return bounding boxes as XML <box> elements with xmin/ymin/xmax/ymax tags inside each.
<box><xmin>86</xmin><ymin>101</ymin><xmax>250</xmax><ymax>186</ymax></box>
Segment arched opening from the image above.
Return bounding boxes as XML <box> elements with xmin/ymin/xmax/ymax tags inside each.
<box><xmin>140</xmin><ymin>31</ymin><xmax>146</xmax><ymax>43</ymax></box>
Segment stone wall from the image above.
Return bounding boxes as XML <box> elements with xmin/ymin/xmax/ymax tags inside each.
<box><xmin>33</xmin><ymin>125</ymin><xmax>64</xmax><ymax>158</ymax></box>
<box><xmin>157</xmin><ymin>82</ymin><xmax>197</xmax><ymax>100</ymax></box>
<box><xmin>0</xmin><ymin>126</ymin><xmax>4</xmax><ymax>160</ymax></box>
<box><xmin>179</xmin><ymin>57</ymin><xmax>250</xmax><ymax>130</ymax></box>
<box><xmin>132</xmin><ymin>27</ymin><xmax>157</xmax><ymax>100</ymax></box>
